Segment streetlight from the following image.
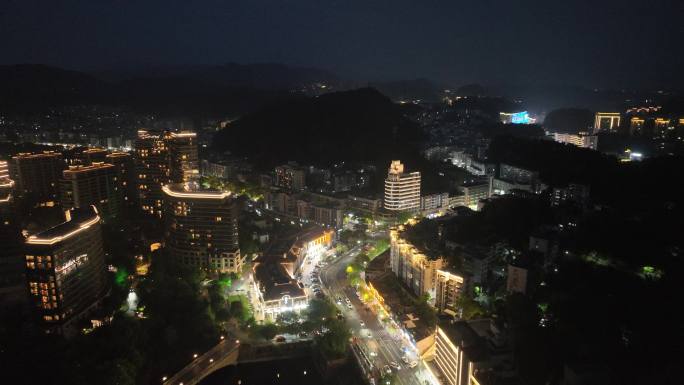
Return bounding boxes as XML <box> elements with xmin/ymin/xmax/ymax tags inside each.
<box><xmin>235</xmin><ymin>339</ymin><xmax>240</xmax><ymax>344</ymax></box>
<box><xmin>161</xmin><ymin>376</ymin><xmax>167</xmax><ymax>381</ymax></box>
<box><xmin>209</xmin><ymin>358</ymin><xmax>214</xmax><ymax>363</ymax></box>
<box><xmin>193</xmin><ymin>353</ymin><xmax>198</xmax><ymax>359</ymax></box>
<box><xmin>220</xmin><ymin>335</ymin><xmax>225</xmax><ymax>340</ymax></box>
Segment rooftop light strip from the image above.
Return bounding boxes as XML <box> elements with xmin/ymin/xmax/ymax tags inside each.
<box><xmin>162</xmin><ymin>185</ymin><xmax>231</xmax><ymax>199</ymax></box>
<box><xmin>26</xmin><ymin>215</ymin><xmax>101</xmax><ymax>245</ymax></box>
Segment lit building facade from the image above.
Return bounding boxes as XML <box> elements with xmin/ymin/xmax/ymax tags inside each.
<box><xmin>593</xmin><ymin>112</ymin><xmax>621</xmax><ymax>133</ymax></box>
<box><xmin>78</xmin><ymin>148</ymin><xmax>108</xmax><ymax>165</ymax></box>
<box><xmin>168</xmin><ymin>132</ymin><xmax>199</xmax><ymax>183</ymax></box>
<box><xmin>162</xmin><ymin>183</ymin><xmax>242</xmax><ymax>274</ymax></box>
<box><xmin>135</xmin><ymin>130</ymin><xmax>199</xmax><ymax>216</ymax></box>
<box><xmin>288</xmin><ymin>228</ymin><xmax>334</xmax><ymax>274</ymax></box>
<box><xmin>435</xmin><ymin>323</ymin><xmax>488</xmax><ymax>385</ymax></box>
<box><xmin>10</xmin><ymin>151</ymin><xmax>65</xmax><ymax>206</ymax></box>
<box><xmin>106</xmin><ymin>152</ymin><xmax>137</xmax><ymax>211</ymax></box>
<box><xmin>553</xmin><ymin>132</ymin><xmax>598</xmax><ymax>150</ymax></box>
<box><xmin>252</xmin><ymin>262</ymin><xmax>308</xmax><ymax>321</ymax></box>
<box><xmin>461</xmin><ymin>180</ymin><xmax>491</xmax><ymax>208</ymax></box>
<box><xmin>390</xmin><ymin>227</ymin><xmax>444</xmax><ymax>298</ymax></box>
<box><xmin>500</xmin><ymin>111</ymin><xmax>534</xmax><ymax>124</ymax></box>
<box><xmin>0</xmin><ymin>163</ymin><xmax>25</xmax><ymax>307</ymax></box>
<box><xmin>421</xmin><ymin>192</ymin><xmax>450</xmax><ymax>215</ymax></box>
<box><xmin>275</xmin><ymin>164</ymin><xmax>306</xmax><ymax>191</ymax></box>
<box><xmin>24</xmin><ymin>206</ymin><xmax>108</xmax><ymax>336</ymax></box>
<box><xmin>135</xmin><ymin>129</ymin><xmax>169</xmax><ymax>216</ymax></box>
<box><xmin>384</xmin><ymin>160</ymin><xmax>421</xmax><ymax>212</ymax></box>
<box><xmin>435</xmin><ymin>269</ymin><xmax>464</xmax><ymax>315</ymax></box>
<box><xmin>60</xmin><ymin>162</ymin><xmax>120</xmax><ymax>218</ymax></box>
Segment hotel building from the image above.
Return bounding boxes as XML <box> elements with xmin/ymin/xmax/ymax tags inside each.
<box><xmin>10</xmin><ymin>151</ymin><xmax>65</xmax><ymax>206</ymax></box>
<box><xmin>384</xmin><ymin>160</ymin><xmax>421</xmax><ymax>212</ymax></box>
<box><xmin>162</xmin><ymin>183</ymin><xmax>242</xmax><ymax>273</ymax></box>
<box><xmin>24</xmin><ymin>206</ymin><xmax>108</xmax><ymax>336</ymax></box>
<box><xmin>60</xmin><ymin>162</ymin><xmax>120</xmax><ymax>218</ymax></box>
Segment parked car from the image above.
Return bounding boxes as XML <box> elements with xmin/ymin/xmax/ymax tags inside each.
<box><xmin>274</xmin><ymin>335</ymin><xmax>286</xmax><ymax>343</ymax></box>
<box><xmin>408</xmin><ymin>361</ymin><xmax>418</xmax><ymax>368</ymax></box>
<box><xmin>359</xmin><ymin>321</ymin><xmax>365</xmax><ymax>327</ymax></box>
<box><xmin>390</xmin><ymin>361</ymin><xmax>401</xmax><ymax>371</ymax></box>
<box><xmin>383</xmin><ymin>365</ymin><xmax>391</xmax><ymax>375</ymax></box>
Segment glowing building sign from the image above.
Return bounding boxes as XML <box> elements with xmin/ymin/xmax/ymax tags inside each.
<box><xmin>500</xmin><ymin>111</ymin><xmax>534</xmax><ymax>124</ymax></box>
<box><xmin>55</xmin><ymin>254</ymin><xmax>88</xmax><ymax>279</ymax></box>
<box><xmin>511</xmin><ymin>111</ymin><xmax>532</xmax><ymax>124</ymax></box>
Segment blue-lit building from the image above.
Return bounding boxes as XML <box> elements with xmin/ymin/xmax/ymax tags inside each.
<box><xmin>500</xmin><ymin>111</ymin><xmax>534</xmax><ymax>124</ymax></box>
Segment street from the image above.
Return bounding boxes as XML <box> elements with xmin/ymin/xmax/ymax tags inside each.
<box><xmin>320</xmin><ymin>243</ymin><xmax>435</xmax><ymax>385</ymax></box>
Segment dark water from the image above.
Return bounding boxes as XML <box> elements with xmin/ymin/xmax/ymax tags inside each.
<box><xmin>200</xmin><ymin>358</ymin><xmax>326</xmax><ymax>385</ymax></box>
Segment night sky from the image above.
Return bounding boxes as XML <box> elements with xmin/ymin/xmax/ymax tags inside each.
<box><xmin>1</xmin><ymin>0</ymin><xmax>682</xmax><ymax>88</ymax></box>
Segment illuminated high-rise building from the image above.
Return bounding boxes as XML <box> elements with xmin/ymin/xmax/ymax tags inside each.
<box><xmin>10</xmin><ymin>151</ymin><xmax>65</xmax><ymax>206</ymax></box>
<box><xmin>0</xmin><ymin>161</ymin><xmax>25</xmax><ymax>308</ymax></box>
<box><xmin>106</xmin><ymin>152</ymin><xmax>137</xmax><ymax>211</ymax></box>
<box><xmin>384</xmin><ymin>160</ymin><xmax>420</xmax><ymax>212</ymax></box>
<box><xmin>168</xmin><ymin>132</ymin><xmax>199</xmax><ymax>183</ymax></box>
<box><xmin>134</xmin><ymin>130</ymin><xmax>199</xmax><ymax>216</ymax></box>
<box><xmin>78</xmin><ymin>148</ymin><xmax>108</xmax><ymax>165</ymax></box>
<box><xmin>59</xmin><ymin>162</ymin><xmax>120</xmax><ymax>218</ymax></box>
<box><xmin>0</xmin><ymin>160</ymin><xmax>9</xmax><ymax>180</ymax></box>
<box><xmin>24</xmin><ymin>206</ymin><xmax>108</xmax><ymax>336</ymax></box>
<box><xmin>134</xmin><ymin>129</ymin><xmax>169</xmax><ymax>216</ymax></box>
<box><xmin>162</xmin><ymin>183</ymin><xmax>242</xmax><ymax>273</ymax></box>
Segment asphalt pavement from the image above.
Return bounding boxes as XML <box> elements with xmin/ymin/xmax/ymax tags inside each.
<box><xmin>320</xmin><ymin>244</ymin><xmax>433</xmax><ymax>385</ymax></box>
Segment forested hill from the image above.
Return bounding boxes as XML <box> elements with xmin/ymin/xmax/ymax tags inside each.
<box><xmin>211</xmin><ymin>88</ymin><xmax>424</xmax><ymax>167</ymax></box>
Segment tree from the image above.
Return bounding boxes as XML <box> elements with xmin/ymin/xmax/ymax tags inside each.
<box><xmin>306</xmin><ymin>298</ymin><xmax>337</xmax><ymax>326</ymax></box>
<box><xmin>414</xmin><ymin>293</ymin><xmax>437</xmax><ymax>328</ymax></box>
<box><xmin>316</xmin><ymin>319</ymin><xmax>350</xmax><ymax>359</ymax></box>
<box><xmin>256</xmin><ymin>323</ymin><xmax>279</xmax><ymax>340</ymax></box>
<box><xmin>229</xmin><ymin>300</ymin><xmax>244</xmax><ymax>320</ymax></box>
<box><xmin>456</xmin><ymin>293</ymin><xmax>486</xmax><ymax>320</ymax></box>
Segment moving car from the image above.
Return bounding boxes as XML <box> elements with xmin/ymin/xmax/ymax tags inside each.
<box><xmin>359</xmin><ymin>321</ymin><xmax>365</xmax><ymax>327</ymax></box>
<box><xmin>383</xmin><ymin>365</ymin><xmax>391</xmax><ymax>375</ymax></box>
<box><xmin>408</xmin><ymin>361</ymin><xmax>418</xmax><ymax>368</ymax></box>
<box><xmin>389</xmin><ymin>361</ymin><xmax>401</xmax><ymax>371</ymax></box>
